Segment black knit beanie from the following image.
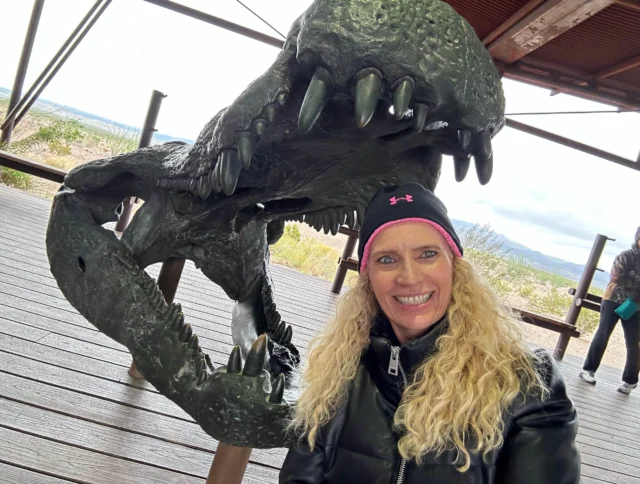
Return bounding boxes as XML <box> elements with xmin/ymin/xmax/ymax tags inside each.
<box><xmin>358</xmin><ymin>183</ymin><xmax>463</xmax><ymax>272</ymax></box>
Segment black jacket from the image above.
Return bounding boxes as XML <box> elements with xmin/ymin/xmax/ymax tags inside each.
<box><xmin>279</xmin><ymin>316</ymin><xmax>581</xmax><ymax>484</ymax></box>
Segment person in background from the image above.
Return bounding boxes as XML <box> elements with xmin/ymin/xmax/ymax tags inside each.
<box><xmin>280</xmin><ymin>183</ymin><xmax>580</xmax><ymax>484</ymax></box>
<box><xmin>580</xmin><ymin>227</ymin><xmax>640</xmax><ymax>395</ymax></box>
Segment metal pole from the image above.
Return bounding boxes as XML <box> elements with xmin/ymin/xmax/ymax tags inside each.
<box><xmin>1</xmin><ymin>0</ymin><xmax>45</xmax><ymax>143</ymax></box>
<box><xmin>207</xmin><ymin>444</ymin><xmax>252</xmax><ymax>484</ymax></box>
<box><xmin>331</xmin><ymin>230</ymin><xmax>358</xmax><ymax>294</ymax></box>
<box><xmin>506</xmin><ymin>119</ymin><xmax>639</xmax><ymax>172</ymax></box>
<box><xmin>114</xmin><ymin>89</ymin><xmax>166</xmax><ymax>234</ymax></box>
<box><xmin>1</xmin><ymin>0</ymin><xmax>111</xmax><ymax>132</ymax></box>
<box><xmin>142</xmin><ymin>0</ymin><xmax>285</xmax><ymax>49</ymax></box>
<box><xmin>554</xmin><ymin>234</ymin><xmax>612</xmax><ymax>360</ymax></box>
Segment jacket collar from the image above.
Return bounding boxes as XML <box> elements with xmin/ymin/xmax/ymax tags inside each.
<box><xmin>369</xmin><ymin>312</ymin><xmax>449</xmax><ymax>377</ymax></box>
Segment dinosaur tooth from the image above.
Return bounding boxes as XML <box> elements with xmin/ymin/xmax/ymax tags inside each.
<box><xmin>152</xmin><ymin>288</ymin><xmax>164</xmax><ymax>308</ymax></box>
<box><xmin>304</xmin><ymin>215</ymin><xmax>314</xmax><ymax>227</ymax></box>
<box><xmin>299</xmin><ymin>66</ymin><xmax>332</xmax><ymax>134</ymax></box>
<box><xmin>197</xmin><ymin>175</ymin><xmax>212</xmax><ymax>199</ymax></box>
<box><xmin>330</xmin><ymin>220</ymin><xmax>339</xmax><ymax>236</ymax></box>
<box><xmin>268</xmin><ymin>374</ymin><xmax>285</xmax><ymax>404</ymax></box>
<box><xmin>212</xmin><ymin>154</ymin><xmax>224</xmax><ymax>193</ymax></box>
<box><xmin>187</xmin><ymin>334</ymin><xmax>199</xmax><ymax>351</ymax></box>
<box><xmin>393</xmin><ymin>78</ymin><xmax>414</xmax><ymax>120</ymax></box>
<box><xmin>220</xmin><ymin>150</ymin><xmax>242</xmax><ymax>196</ymax></box>
<box><xmin>355</xmin><ymin>70</ymin><xmax>383</xmax><ymax>128</ymax></box>
<box><xmin>313</xmin><ymin>217</ymin><xmax>323</xmax><ymax>232</ymax></box>
<box><xmin>180</xmin><ymin>323</ymin><xmax>193</xmax><ymax>342</ymax></box>
<box><xmin>275</xmin><ymin>90</ymin><xmax>287</xmax><ymax>107</ymax></box>
<box><xmin>171</xmin><ymin>313</ymin><xmax>185</xmax><ymax>331</ymax></box>
<box><xmin>227</xmin><ymin>345</ymin><xmax>243</xmax><ymax>374</ymax></box>
<box><xmin>242</xmin><ymin>334</ymin><xmax>267</xmax><ymax>377</ymax></box>
<box><xmin>322</xmin><ymin>214</ymin><xmax>331</xmax><ymax>235</ymax></box>
<box><xmin>412</xmin><ymin>104</ymin><xmax>429</xmax><ymax>131</ymax></box>
<box><xmin>168</xmin><ymin>303</ymin><xmax>182</xmax><ymax>322</ymax></box>
<box><xmin>345</xmin><ymin>209</ymin><xmax>356</xmax><ymax>229</ymax></box>
<box><xmin>273</xmin><ymin>321</ymin><xmax>286</xmax><ymax>342</ymax></box>
<box><xmin>356</xmin><ymin>206</ymin><xmax>365</xmax><ymax>226</ymax></box>
<box><xmin>189</xmin><ymin>177</ymin><xmax>198</xmax><ymax>192</ymax></box>
<box><xmin>267</xmin><ymin>312</ymin><xmax>281</xmax><ymax>330</ymax></box>
<box><xmin>458</xmin><ymin>129</ymin><xmax>472</xmax><ymax>151</ymax></box>
<box><xmin>282</xmin><ymin>325</ymin><xmax>292</xmax><ymax>345</ymax></box>
<box><xmin>197</xmin><ymin>372</ymin><xmax>207</xmax><ymax>386</ymax></box>
<box><xmin>453</xmin><ymin>155</ymin><xmax>471</xmax><ymax>182</ymax></box>
<box><xmin>474</xmin><ymin>151</ymin><xmax>493</xmax><ymax>186</ymax></box>
<box><xmin>476</xmin><ymin>131</ymin><xmax>493</xmax><ymax>159</ymax></box>
<box><xmin>205</xmin><ymin>354</ymin><xmax>214</xmax><ymax>371</ymax></box>
<box><xmin>263</xmin><ymin>104</ymin><xmax>277</xmax><ymax>123</ymax></box>
<box><xmin>142</xmin><ymin>278</ymin><xmax>155</xmax><ymax>291</ymax></box>
<box><xmin>236</xmin><ymin>132</ymin><xmax>256</xmax><ymax>169</ymax></box>
<box><xmin>253</xmin><ymin>118</ymin><xmax>268</xmax><ymax>137</ymax></box>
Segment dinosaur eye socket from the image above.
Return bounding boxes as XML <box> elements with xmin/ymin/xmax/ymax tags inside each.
<box><xmin>78</xmin><ymin>257</ymin><xmax>86</xmax><ymax>273</ymax></box>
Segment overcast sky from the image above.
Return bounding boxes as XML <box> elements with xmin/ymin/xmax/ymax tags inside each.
<box><xmin>2</xmin><ymin>0</ymin><xmax>639</xmax><ymax>269</ymax></box>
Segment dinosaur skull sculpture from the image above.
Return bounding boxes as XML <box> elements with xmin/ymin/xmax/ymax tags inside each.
<box><xmin>46</xmin><ymin>0</ymin><xmax>505</xmax><ymax>448</ymax></box>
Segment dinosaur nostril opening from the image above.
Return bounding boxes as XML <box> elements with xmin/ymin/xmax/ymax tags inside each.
<box><xmin>78</xmin><ymin>257</ymin><xmax>86</xmax><ymax>273</ymax></box>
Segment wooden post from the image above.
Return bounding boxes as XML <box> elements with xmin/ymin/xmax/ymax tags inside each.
<box><xmin>554</xmin><ymin>234</ymin><xmax>611</xmax><ymax>360</ymax></box>
<box><xmin>331</xmin><ymin>226</ymin><xmax>359</xmax><ymax>294</ymax></box>
<box><xmin>207</xmin><ymin>443</ymin><xmax>252</xmax><ymax>484</ymax></box>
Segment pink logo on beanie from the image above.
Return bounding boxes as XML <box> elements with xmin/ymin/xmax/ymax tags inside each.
<box><xmin>389</xmin><ymin>195</ymin><xmax>413</xmax><ymax>205</ymax></box>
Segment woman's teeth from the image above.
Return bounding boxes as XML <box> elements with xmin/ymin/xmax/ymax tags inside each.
<box><xmin>395</xmin><ymin>293</ymin><xmax>432</xmax><ymax>306</ymax></box>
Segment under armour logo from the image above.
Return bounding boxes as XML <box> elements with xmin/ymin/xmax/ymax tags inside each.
<box><xmin>389</xmin><ymin>195</ymin><xmax>413</xmax><ymax>205</ymax></box>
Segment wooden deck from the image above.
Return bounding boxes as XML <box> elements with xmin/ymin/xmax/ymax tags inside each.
<box><xmin>0</xmin><ymin>184</ymin><xmax>638</xmax><ymax>484</ymax></box>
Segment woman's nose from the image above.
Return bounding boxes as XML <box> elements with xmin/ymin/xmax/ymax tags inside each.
<box><xmin>397</xmin><ymin>260</ymin><xmax>421</xmax><ymax>285</ymax></box>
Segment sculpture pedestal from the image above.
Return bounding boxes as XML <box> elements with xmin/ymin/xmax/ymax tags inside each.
<box><xmin>128</xmin><ymin>361</ymin><xmax>144</xmax><ymax>379</ymax></box>
<box><xmin>207</xmin><ymin>444</ymin><xmax>252</xmax><ymax>484</ymax></box>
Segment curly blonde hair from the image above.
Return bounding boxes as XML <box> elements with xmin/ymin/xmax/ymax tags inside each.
<box><xmin>289</xmin><ymin>257</ymin><xmax>549</xmax><ymax>471</ymax></box>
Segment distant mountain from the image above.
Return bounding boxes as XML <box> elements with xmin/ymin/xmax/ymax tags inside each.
<box><xmin>451</xmin><ymin>219</ymin><xmax>609</xmax><ymax>289</ymax></box>
<box><xmin>0</xmin><ymin>87</ymin><xmax>194</xmax><ymax>144</ymax></box>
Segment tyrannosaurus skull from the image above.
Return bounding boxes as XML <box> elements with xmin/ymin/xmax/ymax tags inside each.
<box><xmin>46</xmin><ymin>0</ymin><xmax>504</xmax><ymax>448</ymax></box>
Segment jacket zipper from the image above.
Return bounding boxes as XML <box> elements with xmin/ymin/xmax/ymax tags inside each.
<box><xmin>389</xmin><ymin>346</ymin><xmax>408</xmax><ymax>484</ymax></box>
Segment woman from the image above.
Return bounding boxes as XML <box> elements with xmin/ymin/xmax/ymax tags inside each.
<box><xmin>280</xmin><ymin>183</ymin><xmax>580</xmax><ymax>483</ymax></box>
<box><xmin>580</xmin><ymin>227</ymin><xmax>640</xmax><ymax>394</ymax></box>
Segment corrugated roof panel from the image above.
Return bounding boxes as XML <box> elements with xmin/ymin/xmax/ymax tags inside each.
<box><xmin>444</xmin><ymin>0</ymin><xmax>533</xmax><ymax>40</ymax></box>
<box><xmin>610</xmin><ymin>65</ymin><xmax>640</xmax><ymax>89</ymax></box>
<box><xmin>528</xmin><ymin>5</ymin><xmax>640</xmax><ymax>75</ymax></box>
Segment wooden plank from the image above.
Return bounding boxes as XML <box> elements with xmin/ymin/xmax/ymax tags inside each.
<box><xmin>0</xmin><ymin>348</ymin><xmax>192</xmax><ymax>422</ymax></box>
<box><xmin>0</xmin><ymin>366</ymin><xmax>287</xmax><ymax>468</ymax></box>
<box><xmin>579</xmin><ymin>442</ymin><xmax>640</xmax><ymax>476</ymax></box>
<box><xmin>0</xmin><ymin>333</ymin><xmax>157</xmax><ymax>392</ymax></box>
<box><xmin>0</xmin><ymin>462</ymin><xmax>73</xmax><ymax>484</ymax></box>
<box><xmin>0</xmin><ymin>398</ymin><xmax>281</xmax><ymax>482</ymax></box>
<box><xmin>0</xmin><ymin>426</ymin><xmax>204</xmax><ymax>484</ymax></box>
<box><xmin>487</xmin><ymin>0</ymin><xmax>616</xmax><ymax>64</ymax></box>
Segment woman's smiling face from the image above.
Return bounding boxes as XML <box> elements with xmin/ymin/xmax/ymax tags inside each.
<box><xmin>367</xmin><ymin>222</ymin><xmax>454</xmax><ymax>344</ymax></box>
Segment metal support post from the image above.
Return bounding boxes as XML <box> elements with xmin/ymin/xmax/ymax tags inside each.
<box><xmin>331</xmin><ymin>227</ymin><xmax>358</xmax><ymax>294</ymax></box>
<box><xmin>1</xmin><ymin>0</ymin><xmax>111</xmax><ymax>133</ymax></box>
<box><xmin>554</xmin><ymin>234</ymin><xmax>612</xmax><ymax>360</ymax></box>
<box><xmin>114</xmin><ymin>89</ymin><xmax>166</xmax><ymax>234</ymax></box>
<box><xmin>206</xmin><ymin>445</ymin><xmax>253</xmax><ymax>484</ymax></box>
<box><xmin>1</xmin><ymin>0</ymin><xmax>45</xmax><ymax>143</ymax></box>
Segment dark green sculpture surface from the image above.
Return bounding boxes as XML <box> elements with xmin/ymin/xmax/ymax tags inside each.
<box><xmin>46</xmin><ymin>0</ymin><xmax>505</xmax><ymax>448</ymax></box>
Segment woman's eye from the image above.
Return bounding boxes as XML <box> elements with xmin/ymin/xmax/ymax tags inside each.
<box><xmin>378</xmin><ymin>255</ymin><xmax>395</xmax><ymax>264</ymax></box>
<box><xmin>420</xmin><ymin>250</ymin><xmax>437</xmax><ymax>258</ymax></box>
